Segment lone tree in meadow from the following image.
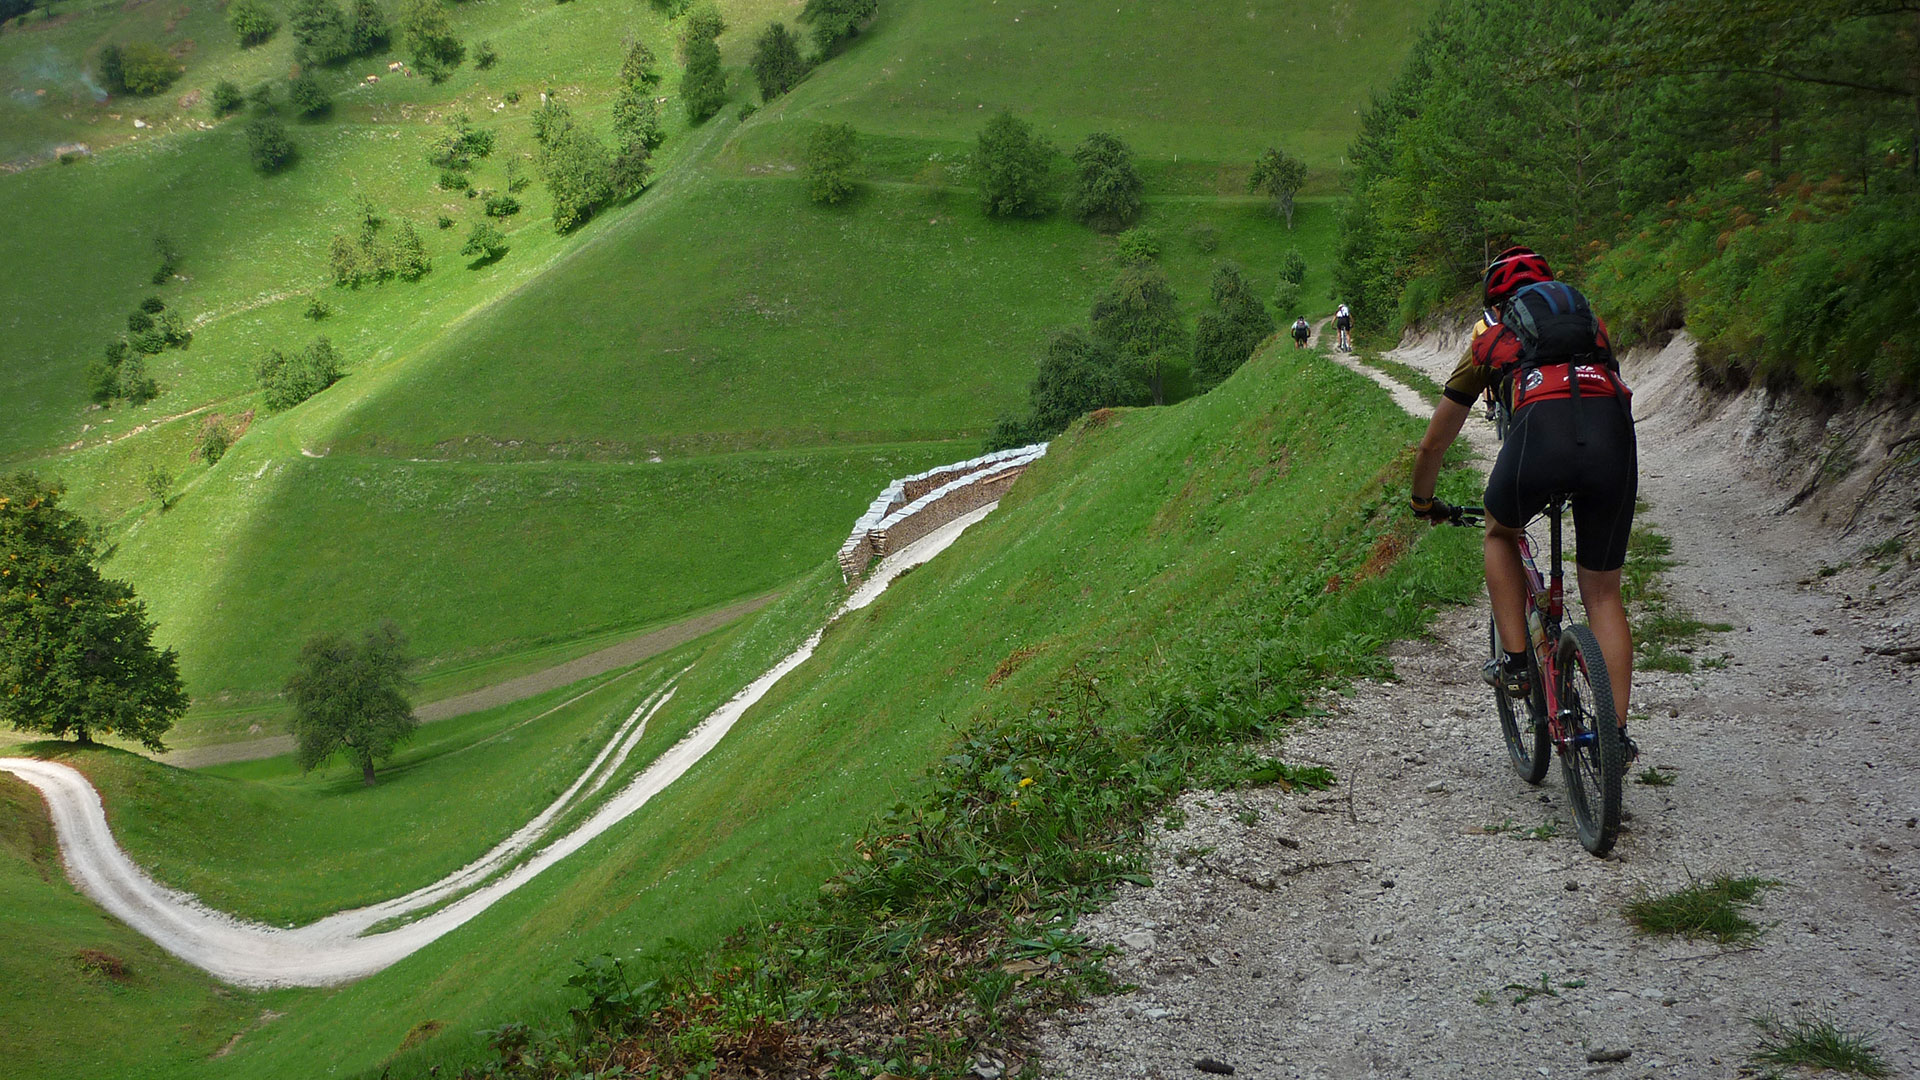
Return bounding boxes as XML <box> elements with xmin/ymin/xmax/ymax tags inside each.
<box><xmin>286</xmin><ymin>622</ymin><xmax>418</xmax><ymax>786</ymax></box>
<box><xmin>805</xmin><ymin>121</ymin><xmax>859</xmax><ymax>204</ymax></box>
<box><xmin>401</xmin><ymin>0</ymin><xmax>464</xmax><ymax>81</ymax></box>
<box><xmin>1066</xmin><ymin>131</ymin><xmax>1143</xmax><ymax>233</ymax></box>
<box><xmin>975</xmin><ymin>110</ymin><xmax>1054</xmax><ymax>218</ymax></box>
<box><xmin>1249</xmin><ymin>146</ymin><xmax>1307</xmax><ymax>228</ymax></box>
<box><xmin>247</xmin><ymin>115</ymin><xmax>296</xmax><ymax>171</ymax></box>
<box><xmin>750</xmin><ymin>22</ymin><xmax>808</xmax><ymax>101</ymax></box>
<box><xmin>0</xmin><ymin>473</ymin><xmax>188</xmax><ymax>752</ymax></box>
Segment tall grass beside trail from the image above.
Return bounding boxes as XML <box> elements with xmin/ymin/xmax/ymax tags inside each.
<box><xmin>375</xmin><ymin>342</ymin><xmax>1487</xmax><ymax>1079</ymax></box>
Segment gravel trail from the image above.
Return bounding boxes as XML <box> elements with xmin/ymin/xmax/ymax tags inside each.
<box><xmin>0</xmin><ymin>504</ymin><xmax>999</xmax><ymax>987</ymax></box>
<box><xmin>1038</xmin><ymin>337</ymin><xmax>1920</xmax><ymax>1079</ymax></box>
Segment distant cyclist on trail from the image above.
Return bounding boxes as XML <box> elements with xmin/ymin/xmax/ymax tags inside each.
<box><xmin>1406</xmin><ymin>246</ymin><xmax>1640</xmax><ymax>755</ymax></box>
<box><xmin>1334</xmin><ymin>302</ymin><xmax>1353</xmax><ymax>352</ymax></box>
<box><xmin>1291</xmin><ymin>316</ymin><xmax>1311</xmax><ymax>348</ymax></box>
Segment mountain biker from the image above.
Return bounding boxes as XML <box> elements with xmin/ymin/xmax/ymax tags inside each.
<box><xmin>1406</xmin><ymin>246</ymin><xmax>1639</xmax><ymax>755</ymax></box>
<box><xmin>1291</xmin><ymin>316</ymin><xmax>1311</xmax><ymax>348</ymax></box>
<box><xmin>1334</xmin><ymin>303</ymin><xmax>1353</xmax><ymax>352</ymax></box>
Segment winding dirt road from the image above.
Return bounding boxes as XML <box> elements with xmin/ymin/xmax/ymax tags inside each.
<box><xmin>0</xmin><ymin>504</ymin><xmax>999</xmax><ymax>988</ymax></box>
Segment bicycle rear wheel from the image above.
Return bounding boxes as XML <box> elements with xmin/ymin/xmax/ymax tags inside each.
<box><xmin>1490</xmin><ymin>617</ymin><xmax>1549</xmax><ymax>783</ymax></box>
<box><xmin>1556</xmin><ymin>624</ymin><xmax>1623</xmax><ymax>856</ymax></box>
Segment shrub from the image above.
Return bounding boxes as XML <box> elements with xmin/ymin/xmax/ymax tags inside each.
<box><xmin>1066</xmin><ymin>132</ymin><xmax>1143</xmax><ymax>232</ymax></box>
<box><xmin>229</xmin><ymin>0</ymin><xmax>279</xmax><ymax>46</ymax></box>
<box><xmin>461</xmin><ymin>221</ymin><xmax>508</xmax><ymax>262</ymax></box>
<box><xmin>503</xmin><ymin>88</ymin><xmax>521</xmax><ymax>104</ymax></box>
<box><xmin>153</xmin><ymin>312</ymin><xmax>191</xmax><ymax>348</ymax></box>
<box><xmin>473</xmin><ymin>39</ymin><xmax>498</xmax><ymax>69</ymax></box>
<box><xmin>750</xmin><ymin>22</ymin><xmax>807</xmax><ymax>101</ymax></box>
<box><xmin>390</xmin><ymin>222</ymin><xmax>430</xmax><ymax>280</ymax></box>
<box><xmin>1115</xmin><ymin>227</ymin><xmax>1160</xmax><ymax>263</ymax></box>
<box><xmin>975</xmin><ymin>111</ymin><xmax>1053</xmax><ymax>218</ymax></box>
<box><xmin>139</xmin><ymin>296</ymin><xmax>166</xmax><ymax>314</ymax></box>
<box><xmin>118</xmin><ymin>353</ymin><xmax>158</xmax><ymax>404</ymax></box>
<box><xmin>84</xmin><ymin>354</ymin><xmax>120</xmax><ymax>404</ymax></box>
<box><xmin>1193</xmin><ymin>262</ymin><xmax>1275</xmax><ymax>389</ymax></box>
<box><xmin>118</xmin><ymin>42</ymin><xmax>184</xmax><ymax>96</ymax></box>
<box><xmin>611</xmin><ymin>143</ymin><xmax>653</xmax><ymax>196</ymax></box>
<box><xmin>95</xmin><ymin>44</ymin><xmax>125</xmax><ymax>95</ymax></box>
<box><xmin>438</xmin><ymin>169</ymin><xmax>471</xmax><ymax>191</ymax></box>
<box><xmin>1272</xmin><ymin>280</ymin><xmax>1302</xmax><ymax>318</ymax></box>
<box><xmin>429</xmin><ymin>113</ymin><xmax>495</xmax><ymax>170</ymax></box>
<box><xmin>288</xmin><ymin>72</ymin><xmax>330</xmax><ymax>117</ymax></box>
<box><xmin>1186</xmin><ymin>221</ymin><xmax>1219</xmax><ymax>253</ymax></box>
<box><xmin>246</xmin><ymin>115</ymin><xmax>295</xmax><ymax>171</ymax></box>
<box><xmin>143</xmin><ymin>465</ymin><xmax>174</xmax><ymax>510</ymax></box>
<box><xmin>129</xmin><ymin>330</ymin><xmax>166</xmax><ymax>355</ymax></box>
<box><xmin>198</xmin><ymin>421</ymin><xmax>231</xmax><ymax>464</ymax></box>
<box><xmin>257</xmin><ymin>337</ymin><xmax>345</xmax><ymax>410</ymax></box>
<box><xmin>126</xmin><ymin>310</ymin><xmax>154</xmax><ymax>333</ymax></box>
<box><xmin>305</xmin><ymin>297</ymin><xmax>331</xmax><ymax>319</ymax></box>
<box><xmin>210</xmin><ymin>79</ymin><xmax>245</xmax><ymax>116</ymax></box>
<box><xmin>483</xmin><ymin>193</ymin><xmax>519</xmax><ymax>216</ymax></box>
<box><xmin>328</xmin><ymin>234</ymin><xmax>361</xmax><ymax>284</ymax></box>
<box><xmin>248</xmin><ymin>81</ymin><xmax>277</xmax><ymax>112</ymax></box>
<box><xmin>805</xmin><ymin>121</ymin><xmax>859</xmax><ymax>205</ymax></box>
<box><xmin>530</xmin><ymin>97</ymin><xmax>573</xmax><ymax>146</ymax></box>
<box><xmin>436</xmin><ymin>214</ymin><xmax>455</xmax><ymax>229</ymax></box>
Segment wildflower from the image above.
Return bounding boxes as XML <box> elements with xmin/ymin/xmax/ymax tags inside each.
<box><xmin>1019</xmin><ymin>777</ymin><xmax>1035</xmax><ymax>788</ymax></box>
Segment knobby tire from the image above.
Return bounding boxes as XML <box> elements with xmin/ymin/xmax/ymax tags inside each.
<box><xmin>1557</xmin><ymin>624</ymin><xmax>1623</xmax><ymax>856</ymax></box>
<box><xmin>1489</xmin><ymin>617</ymin><xmax>1550</xmax><ymax>783</ymax></box>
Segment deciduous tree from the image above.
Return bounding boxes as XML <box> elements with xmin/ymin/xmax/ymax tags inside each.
<box><xmin>229</xmin><ymin>0</ymin><xmax>280</xmax><ymax>47</ymax></box>
<box><xmin>974</xmin><ymin>110</ymin><xmax>1053</xmax><ymax>218</ymax></box>
<box><xmin>805</xmin><ymin>121</ymin><xmax>859</xmax><ymax>204</ymax></box>
<box><xmin>1193</xmin><ymin>262</ymin><xmax>1275</xmax><ymax>389</ymax></box>
<box><xmin>0</xmin><ymin>474</ymin><xmax>187</xmax><ymax>752</ymax></box>
<box><xmin>247</xmin><ymin>114</ymin><xmax>295</xmax><ymax>171</ymax></box>
<box><xmin>285</xmin><ymin>622</ymin><xmax>418</xmax><ymax>786</ymax></box>
<box><xmin>1248</xmin><ymin>146</ymin><xmax>1307</xmax><ymax>227</ymax></box>
<box><xmin>1066</xmin><ymin>131</ymin><xmax>1142</xmax><ymax>232</ymax></box>
<box><xmin>680</xmin><ymin>32</ymin><xmax>727</xmax><ymax>122</ymax></box>
<box><xmin>1090</xmin><ymin>265</ymin><xmax>1182</xmax><ymax>404</ymax></box>
<box><xmin>750</xmin><ymin>22</ymin><xmax>807</xmax><ymax>101</ymax></box>
<box><xmin>289</xmin><ymin>0</ymin><xmax>353</xmax><ymax>65</ymax></box>
<box><xmin>798</xmin><ymin>0</ymin><xmax>876</xmax><ymax>53</ymax></box>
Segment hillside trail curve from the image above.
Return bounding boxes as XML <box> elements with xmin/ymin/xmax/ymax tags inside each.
<box><xmin>1038</xmin><ymin>334</ymin><xmax>1920</xmax><ymax>1078</ymax></box>
<box><xmin>0</xmin><ymin>503</ymin><xmax>1001</xmax><ymax>988</ymax></box>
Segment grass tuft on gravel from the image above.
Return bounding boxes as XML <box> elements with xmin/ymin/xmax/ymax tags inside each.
<box><xmin>1624</xmin><ymin>875</ymin><xmax>1780</xmax><ymax>944</ymax></box>
<box><xmin>1751</xmin><ymin>1012</ymin><xmax>1891</xmax><ymax>1077</ymax></box>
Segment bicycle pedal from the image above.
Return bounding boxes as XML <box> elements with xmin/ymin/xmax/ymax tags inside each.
<box><xmin>1570</xmin><ymin>731</ymin><xmax>1597</xmax><ymax>748</ymax></box>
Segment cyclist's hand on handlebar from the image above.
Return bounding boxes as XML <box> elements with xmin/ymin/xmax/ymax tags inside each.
<box><xmin>1409</xmin><ymin>494</ymin><xmax>1456</xmax><ymax>525</ymax></box>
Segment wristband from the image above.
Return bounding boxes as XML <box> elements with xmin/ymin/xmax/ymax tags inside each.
<box><xmin>1410</xmin><ymin>494</ymin><xmax>1434</xmax><ymax>512</ymax></box>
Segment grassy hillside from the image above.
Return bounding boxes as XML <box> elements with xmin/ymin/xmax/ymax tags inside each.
<box><xmin>9</xmin><ymin>342</ymin><xmax>1481</xmax><ymax>1080</ymax></box>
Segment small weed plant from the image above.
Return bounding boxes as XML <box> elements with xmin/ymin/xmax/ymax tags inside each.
<box><xmin>1624</xmin><ymin>523</ymin><xmax>1733</xmax><ymax>672</ymax></box>
<box><xmin>1751</xmin><ymin>1012</ymin><xmax>1890</xmax><ymax>1077</ymax></box>
<box><xmin>1624</xmin><ymin>875</ymin><xmax>1779</xmax><ymax>944</ymax></box>
<box><xmin>1634</xmin><ymin>766</ymin><xmax>1676</xmax><ymax>786</ymax></box>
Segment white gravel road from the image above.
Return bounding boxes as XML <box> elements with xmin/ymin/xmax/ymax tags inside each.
<box><xmin>0</xmin><ymin>501</ymin><xmax>1000</xmax><ymax>988</ymax></box>
<box><xmin>1037</xmin><ymin>335</ymin><xmax>1920</xmax><ymax>1079</ymax></box>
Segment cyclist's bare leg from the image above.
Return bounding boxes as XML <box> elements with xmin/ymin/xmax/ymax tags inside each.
<box><xmin>1576</xmin><ymin>565</ymin><xmax>1632</xmax><ymax>727</ymax></box>
<box><xmin>1485</xmin><ymin>521</ymin><xmax>1530</xmax><ymax>655</ymax></box>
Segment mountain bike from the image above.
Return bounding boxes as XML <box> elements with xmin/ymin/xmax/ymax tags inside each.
<box><xmin>1444</xmin><ymin>501</ymin><xmax>1625</xmax><ymax>856</ymax></box>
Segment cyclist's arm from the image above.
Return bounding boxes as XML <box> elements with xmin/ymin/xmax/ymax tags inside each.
<box><xmin>1411</xmin><ymin>397</ymin><xmax>1471</xmax><ymax>504</ymax></box>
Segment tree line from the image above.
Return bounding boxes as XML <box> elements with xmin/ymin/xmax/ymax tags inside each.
<box><xmin>1334</xmin><ymin>0</ymin><xmax>1920</xmax><ymax>395</ymax></box>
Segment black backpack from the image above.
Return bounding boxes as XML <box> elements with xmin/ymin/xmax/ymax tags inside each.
<box><xmin>1498</xmin><ymin>280</ymin><xmax>1624</xmax><ymax>440</ymax></box>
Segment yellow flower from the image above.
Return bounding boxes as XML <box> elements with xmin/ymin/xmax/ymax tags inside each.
<box><xmin>1018</xmin><ymin>777</ymin><xmax>1035</xmax><ymax>788</ymax></box>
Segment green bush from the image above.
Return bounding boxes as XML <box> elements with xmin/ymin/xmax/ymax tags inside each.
<box><xmin>1115</xmin><ymin>227</ymin><xmax>1160</xmax><ymax>264</ymax></box>
<box><xmin>118</xmin><ymin>42</ymin><xmax>184</xmax><ymax>96</ymax></box>
<box><xmin>461</xmin><ymin>221</ymin><xmax>508</xmax><ymax>263</ymax></box>
<box><xmin>288</xmin><ymin>72</ymin><xmax>330</xmax><ymax>117</ymax></box>
<box><xmin>247</xmin><ymin>116</ymin><xmax>295</xmax><ymax>171</ymax></box>
<box><xmin>198</xmin><ymin>421</ymin><xmax>231</xmax><ymax>464</ymax></box>
<box><xmin>750</xmin><ymin>22</ymin><xmax>807</xmax><ymax>101</ymax></box>
<box><xmin>210</xmin><ymin>80</ymin><xmax>245</xmax><ymax>116</ymax></box>
<box><xmin>680</xmin><ymin>34</ymin><xmax>727</xmax><ymax>122</ymax></box>
<box><xmin>257</xmin><ymin>337</ymin><xmax>345</xmax><ymax>411</ymax></box>
<box><xmin>118</xmin><ymin>353</ymin><xmax>158</xmax><ymax>404</ymax></box>
<box><xmin>473</xmin><ymin>39</ymin><xmax>498</xmax><ymax>69</ymax></box>
<box><xmin>540</xmin><ymin>127</ymin><xmax>614</xmax><ymax>231</ymax></box>
<box><xmin>804</xmin><ymin>122</ymin><xmax>859</xmax><ymax>205</ymax></box>
<box><xmin>229</xmin><ymin>0</ymin><xmax>279</xmax><ymax>46</ymax></box>
<box><xmin>483</xmin><ymin>193</ymin><xmax>519</xmax><ymax>217</ymax></box>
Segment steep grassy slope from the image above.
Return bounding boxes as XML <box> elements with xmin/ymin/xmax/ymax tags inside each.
<box><xmin>2</xmin><ymin>342</ymin><xmax>1479</xmax><ymax>1080</ymax></box>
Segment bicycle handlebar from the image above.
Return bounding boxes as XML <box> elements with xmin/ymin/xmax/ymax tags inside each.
<box><xmin>1446</xmin><ymin>504</ymin><xmax>1485</xmax><ymax>527</ymax></box>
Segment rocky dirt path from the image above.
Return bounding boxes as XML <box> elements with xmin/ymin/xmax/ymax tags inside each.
<box><xmin>1038</xmin><ymin>338</ymin><xmax>1920</xmax><ymax>1078</ymax></box>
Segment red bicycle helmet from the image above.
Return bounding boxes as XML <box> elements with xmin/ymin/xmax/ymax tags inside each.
<box><xmin>1483</xmin><ymin>245</ymin><xmax>1553</xmax><ymax>305</ymax></box>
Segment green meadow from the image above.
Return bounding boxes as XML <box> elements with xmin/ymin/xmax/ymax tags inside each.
<box><xmin>2</xmin><ymin>0</ymin><xmax>1447</xmax><ymax>1076</ymax></box>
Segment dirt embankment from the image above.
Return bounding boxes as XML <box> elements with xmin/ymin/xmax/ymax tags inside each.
<box><xmin>1038</xmin><ymin>332</ymin><xmax>1920</xmax><ymax>1079</ymax></box>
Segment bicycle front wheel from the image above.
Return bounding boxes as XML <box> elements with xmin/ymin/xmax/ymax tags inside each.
<box><xmin>1490</xmin><ymin>617</ymin><xmax>1549</xmax><ymax>783</ymax></box>
<box><xmin>1556</xmin><ymin>624</ymin><xmax>1623</xmax><ymax>856</ymax></box>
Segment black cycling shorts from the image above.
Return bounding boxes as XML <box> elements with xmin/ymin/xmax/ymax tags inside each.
<box><xmin>1335</xmin><ymin>316</ymin><xmax>1352</xmax><ymax>329</ymax></box>
<box><xmin>1483</xmin><ymin>397</ymin><xmax>1638</xmax><ymax>572</ymax></box>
